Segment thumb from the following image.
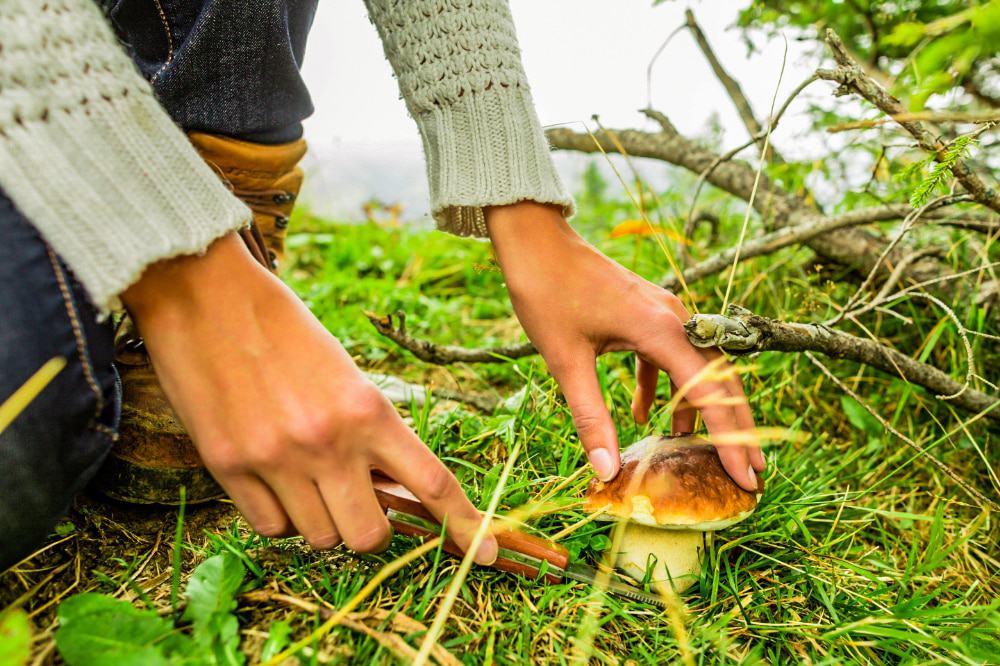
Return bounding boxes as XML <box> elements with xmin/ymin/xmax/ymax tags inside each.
<box><xmin>549</xmin><ymin>353</ymin><xmax>620</xmax><ymax>481</ymax></box>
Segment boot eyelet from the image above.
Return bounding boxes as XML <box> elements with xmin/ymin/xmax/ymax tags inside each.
<box><xmin>124</xmin><ymin>338</ymin><xmax>145</xmax><ymax>352</ymax></box>
<box><xmin>269</xmin><ymin>250</ymin><xmax>278</xmax><ymax>269</ymax></box>
<box><xmin>275</xmin><ymin>216</ymin><xmax>289</xmax><ymax>229</ymax></box>
<box><xmin>273</xmin><ymin>192</ymin><xmax>294</xmax><ymax>204</ymax></box>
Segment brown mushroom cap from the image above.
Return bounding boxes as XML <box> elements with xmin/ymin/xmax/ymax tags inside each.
<box><xmin>584</xmin><ymin>435</ymin><xmax>758</xmax><ymax>530</ymax></box>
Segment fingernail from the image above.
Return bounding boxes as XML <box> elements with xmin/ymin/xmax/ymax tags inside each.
<box><xmin>747</xmin><ymin>465</ymin><xmax>758</xmax><ymax>491</ymax></box>
<box><xmin>590</xmin><ymin>448</ymin><xmax>616</xmax><ymax>482</ymax></box>
<box><xmin>476</xmin><ymin>537</ymin><xmax>498</xmax><ymax>566</ymax></box>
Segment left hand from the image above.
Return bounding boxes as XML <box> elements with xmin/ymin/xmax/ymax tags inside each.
<box><xmin>486</xmin><ymin>202</ymin><xmax>765</xmax><ymax>491</ymax></box>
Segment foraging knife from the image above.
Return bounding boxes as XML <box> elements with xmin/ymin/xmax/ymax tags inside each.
<box><xmin>371</xmin><ymin>475</ymin><xmax>665</xmax><ymax>607</ymax></box>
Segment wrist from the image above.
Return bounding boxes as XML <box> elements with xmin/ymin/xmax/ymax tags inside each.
<box><xmin>485</xmin><ymin>202</ymin><xmax>591</xmax><ymax>286</ymax></box>
<box><xmin>121</xmin><ymin>232</ymin><xmax>268</xmax><ymax>324</ymax></box>
<box><xmin>484</xmin><ymin>201</ymin><xmax>571</xmax><ymax>243</ymax></box>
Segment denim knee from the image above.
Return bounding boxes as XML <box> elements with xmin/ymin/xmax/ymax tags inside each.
<box><xmin>0</xmin><ymin>189</ymin><xmax>119</xmax><ymax>571</ymax></box>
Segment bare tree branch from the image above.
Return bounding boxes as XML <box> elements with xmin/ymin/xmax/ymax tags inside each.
<box><xmin>817</xmin><ymin>29</ymin><xmax>1000</xmax><ymax>214</ymax></box>
<box><xmin>682</xmin><ymin>305</ymin><xmax>1000</xmax><ymax>424</ymax></box>
<box><xmin>828</xmin><ymin>111</ymin><xmax>1000</xmax><ymax>132</ymax></box>
<box><xmin>663</xmin><ymin>201</ymin><xmax>962</xmax><ymax>291</ymax></box>
<box><xmin>545</xmin><ymin>124</ymin><xmax>953</xmax><ymax>288</ymax></box>
<box><xmin>684</xmin><ymin>8</ymin><xmax>780</xmax><ymax>162</ymax></box>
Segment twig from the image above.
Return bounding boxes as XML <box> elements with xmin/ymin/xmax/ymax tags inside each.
<box><xmin>827</xmin><ymin>111</ymin><xmax>1000</xmax><ymax>132</ymax></box>
<box><xmin>680</xmin><ymin>74</ymin><xmax>820</xmax><ymax>257</ymax></box>
<box><xmin>682</xmin><ymin>304</ymin><xmax>999</xmax><ymax>423</ymax></box>
<box><xmin>817</xmin><ymin>29</ymin><xmax>1000</xmax><ymax>214</ymax></box>
<box><xmin>684</xmin><ymin>8</ymin><xmax>779</xmax><ymax>162</ymax></box>
<box><xmin>804</xmin><ymin>352</ymin><xmax>1000</xmax><ymax>513</ymax></box>
<box><xmin>829</xmin><ymin>194</ymin><xmax>971</xmax><ymax>326</ymax></box>
<box><xmin>722</xmin><ymin>40</ymin><xmax>787</xmax><ymax>311</ymax></box>
<box><xmin>367</xmin><ymin>311</ymin><xmax>536</xmax><ymax>363</ymax></box>
<box><xmin>645</xmin><ymin>24</ymin><xmax>686</xmax><ymax>111</ymax></box>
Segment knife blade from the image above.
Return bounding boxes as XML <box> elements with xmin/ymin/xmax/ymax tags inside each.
<box><xmin>372</xmin><ymin>475</ymin><xmax>666</xmax><ymax>607</ymax></box>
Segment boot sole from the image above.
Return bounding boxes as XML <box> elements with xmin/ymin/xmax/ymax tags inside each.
<box><xmin>92</xmin><ymin>406</ymin><xmax>225</xmax><ymax>505</ymax></box>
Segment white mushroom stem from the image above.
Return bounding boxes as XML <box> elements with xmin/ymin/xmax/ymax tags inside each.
<box><xmin>616</xmin><ymin>524</ymin><xmax>711</xmax><ymax>593</ymax></box>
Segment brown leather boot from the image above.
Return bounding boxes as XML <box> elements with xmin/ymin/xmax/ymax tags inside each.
<box><xmin>93</xmin><ymin>134</ymin><xmax>306</xmax><ymax>505</ymax></box>
<box><xmin>189</xmin><ymin>132</ymin><xmax>306</xmax><ymax>270</ymax></box>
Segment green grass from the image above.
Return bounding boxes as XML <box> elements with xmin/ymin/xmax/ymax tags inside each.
<box><xmin>2</xmin><ymin>168</ymin><xmax>998</xmax><ymax>664</ymax></box>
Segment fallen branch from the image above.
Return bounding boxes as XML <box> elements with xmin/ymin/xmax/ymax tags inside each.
<box><xmin>369</xmin><ymin>199</ymin><xmax>985</xmax><ymax>368</ymax></box>
<box><xmin>682</xmin><ymin>304</ymin><xmax>999</xmax><ymax>424</ymax></box>
<box><xmin>665</xmin><ymin>198</ymin><xmax>967</xmax><ymax>291</ymax></box>
<box><xmin>817</xmin><ymin>29</ymin><xmax>1000</xmax><ymax>214</ymax></box>
<box><xmin>367</xmin><ymin>311</ymin><xmax>536</xmax><ymax>364</ymax></box>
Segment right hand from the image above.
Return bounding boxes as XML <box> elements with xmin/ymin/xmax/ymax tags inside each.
<box><xmin>121</xmin><ymin>233</ymin><xmax>497</xmax><ymax>564</ymax></box>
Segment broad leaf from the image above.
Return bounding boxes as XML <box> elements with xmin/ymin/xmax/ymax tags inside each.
<box><xmin>182</xmin><ymin>553</ymin><xmax>247</xmax><ymax>666</ymax></box>
<box><xmin>55</xmin><ymin>594</ymin><xmax>185</xmax><ymax>666</ymax></box>
<box><xmin>0</xmin><ymin>608</ymin><xmax>31</xmax><ymax>666</ymax></box>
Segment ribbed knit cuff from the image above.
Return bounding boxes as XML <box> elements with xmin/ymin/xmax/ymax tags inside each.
<box><xmin>0</xmin><ymin>92</ymin><xmax>251</xmax><ymax>315</ymax></box>
<box><xmin>415</xmin><ymin>85</ymin><xmax>575</xmax><ymax>237</ymax></box>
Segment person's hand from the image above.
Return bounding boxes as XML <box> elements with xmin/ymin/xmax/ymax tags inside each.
<box><xmin>486</xmin><ymin>202</ymin><xmax>764</xmax><ymax>491</ymax></box>
<box><xmin>121</xmin><ymin>233</ymin><xmax>497</xmax><ymax>563</ymax></box>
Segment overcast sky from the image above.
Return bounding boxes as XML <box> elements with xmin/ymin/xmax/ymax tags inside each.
<box><xmin>298</xmin><ymin>1</ymin><xmax>824</xmax><ymax>220</ymax></box>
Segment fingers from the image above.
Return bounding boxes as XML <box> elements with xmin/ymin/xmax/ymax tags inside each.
<box><xmin>669</xmin><ymin>378</ymin><xmax>697</xmax><ymax>434</ymax></box>
<box><xmin>214</xmin><ymin>473</ymin><xmax>294</xmax><ymax>538</ymax></box>
<box><xmin>318</xmin><ymin>466</ymin><xmax>392</xmax><ymax>554</ymax></box>
<box><xmin>631</xmin><ymin>355</ymin><xmax>659</xmax><ymax>424</ymax></box>
<box><xmin>630</xmin><ymin>358</ymin><xmax>697</xmax><ymax>434</ymax></box>
<box><xmin>637</xmin><ymin>331</ymin><xmax>758</xmax><ymax>492</ymax></box>
<box><xmin>379</xmin><ymin>430</ymin><xmax>498</xmax><ymax>566</ymax></box>
<box><xmin>548</xmin><ymin>350</ymin><xmax>620</xmax><ymax>482</ymax></box>
<box><xmin>722</xmin><ymin>368</ymin><xmax>766</xmax><ymax>473</ymax></box>
<box><xmin>716</xmin><ymin>444</ymin><xmax>758</xmax><ymax>494</ymax></box>
<box><xmin>700</xmin><ymin>348</ymin><xmax>765</xmax><ymax>473</ymax></box>
<box><xmin>264</xmin><ymin>474</ymin><xmax>342</xmax><ymax>550</ymax></box>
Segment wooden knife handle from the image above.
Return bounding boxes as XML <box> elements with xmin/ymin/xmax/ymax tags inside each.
<box><xmin>372</xmin><ymin>475</ymin><xmax>569</xmax><ymax>584</ymax></box>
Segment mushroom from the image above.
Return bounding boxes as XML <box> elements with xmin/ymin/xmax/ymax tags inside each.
<box><xmin>584</xmin><ymin>434</ymin><xmax>759</xmax><ymax>593</ymax></box>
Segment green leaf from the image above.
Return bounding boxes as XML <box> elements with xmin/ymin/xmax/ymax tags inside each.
<box><xmin>182</xmin><ymin>553</ymin><xmax>246</xmax><ymax>666</ymax></box>
<box><xmin>260</xmin><ymin>620</ymin><xmax>292</xmax><ymax>662</ymax></box>
<box><xmin>840</xmin><ymin>396</ymin><xmax>881</xmax><ymax>437</ymax></box>
<box><xmin>55</xmin><ymin>594</ymin><xmax>186</xmax><ymax>666</ymax></box>
<box><xmin>884</xmin><ymin>21</ymin><xmax>926</xmax><ymax>48</ymax></box>
<box><xmin>54</xmin><ymin>522</ymin><xmax>76</xmax><ymax>537</ymax></box>
<box><xmin>0</xmin><ymin>608</ymin><xmax>31</xmax><ymax>666</ymax></box>
<box><xmin>182</xmin><ymin>554</ymin><xmax>245</xmax><ymax>626</ymax></box>
<box><xmin>589</xmin><ymin>534</ymin><xmax>612</xmax><ymax>552</ymax></box>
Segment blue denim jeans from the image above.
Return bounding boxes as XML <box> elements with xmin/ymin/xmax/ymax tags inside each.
<box><xmin>0</xmin><ymin>192</ymin><xmax>120</xmax><ymax>571</ymax></box>
<box><xmin>0</xmin><ymin>1</ymin><xmax>316</xmax><ymax>570</ymax></box>
<box><xmin>106</xmin><ymin>0</ymin><xmax>317</xmax><ymax>143</ymax></box>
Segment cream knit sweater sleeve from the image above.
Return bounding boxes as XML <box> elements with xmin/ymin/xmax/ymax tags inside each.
<box><xmin>365</xmin><ymin>0</ymin><xmax>575</xmax><ymax>236</ymax></box>
<box><xmin>0</xmin><ymin>0</ymin><xmax>251</xmax><ymax>314</ymax></box>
